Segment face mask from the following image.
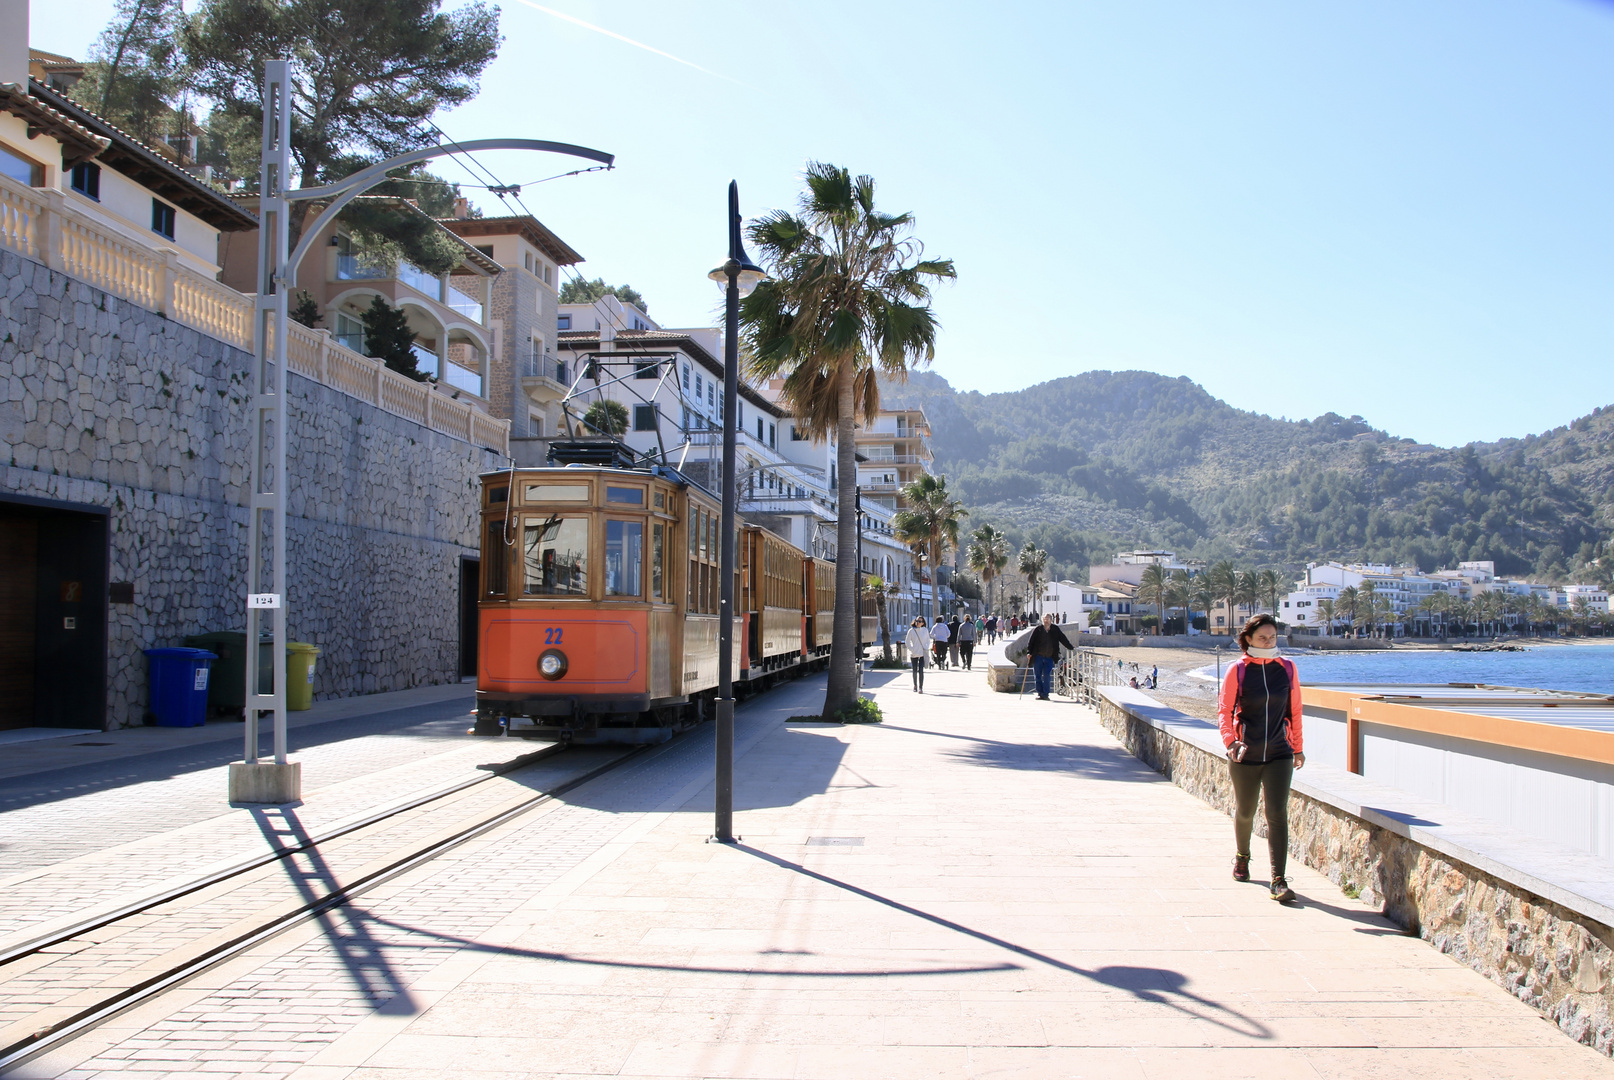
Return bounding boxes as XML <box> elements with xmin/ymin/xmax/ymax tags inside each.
<box><xmin>1246</xmin><ymin>645</ymin><xmax>1280</xmax><ymax>659</ymax></box>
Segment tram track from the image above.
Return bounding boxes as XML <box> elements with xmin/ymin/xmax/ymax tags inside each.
<box><xmin>0</xmin><ymin>738</ymin><xmax>655</xmax><ymax>1075</ymax></box>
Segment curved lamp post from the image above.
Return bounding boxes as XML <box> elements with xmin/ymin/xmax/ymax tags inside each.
<box><xmin>706</xmin><ymin>180</ymin><xmax>766</xmax><ymax>844</ymax></box>
<box><xmin>232</xmin><ymin>59</ymin><xmax>613</xmax><ymax>804</ymax></box>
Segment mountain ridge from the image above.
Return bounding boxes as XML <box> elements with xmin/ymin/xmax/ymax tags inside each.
<box><xmin>878</xmin><ymin>369</ymin><xmax>1613</xmax><ymax>584</ymax></box>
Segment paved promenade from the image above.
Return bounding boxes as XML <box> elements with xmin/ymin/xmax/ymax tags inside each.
<box><xmin>16</xmin><ymin>667</ymin><xmax>1614</xmax><ymax>1079</ymax></box>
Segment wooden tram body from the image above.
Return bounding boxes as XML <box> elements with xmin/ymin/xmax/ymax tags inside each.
<box><xmin>475</xmin><ymin>462</ymin><xmax>855</xmax><ymax>741</ymax></box>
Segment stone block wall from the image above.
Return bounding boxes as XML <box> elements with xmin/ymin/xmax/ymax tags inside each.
<box><xmin>1095</xmin><ymin>692</ymin><xmax>1614</xmax><ymax>1057</ymax></box>
<box><xmin>1</xmin><ymin>250</ymin><xmax>502</xmax><ymax>728</ymax></box>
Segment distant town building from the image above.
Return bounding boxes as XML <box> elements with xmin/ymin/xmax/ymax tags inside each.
<box><xmin>1041</xmin><ymin>581</ymin><xmax>1100</xmax><ymax>629</ymax></box>
<box><xmin>1087</xmin><ymin>550</ymin><xmax>1201</xmax><ymax>587</ymax></box>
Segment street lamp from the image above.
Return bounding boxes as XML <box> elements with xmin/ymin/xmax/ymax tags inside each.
<box><xmin>707</xmin><ymin>180</ymin><xmax>766</xmax><ymax>844</ymax></box>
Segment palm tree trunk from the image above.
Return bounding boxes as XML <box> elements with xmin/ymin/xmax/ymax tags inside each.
<box><xmin>824</xmin><ymin>369</ymin><xmax>861</xmax><ymax>718</ymax></box>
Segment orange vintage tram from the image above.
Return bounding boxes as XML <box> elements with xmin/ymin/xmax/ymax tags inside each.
<box><xmin>474</xmin><ymin>454</ymin><xmax>844</xmax><ymax>742</ymax></box>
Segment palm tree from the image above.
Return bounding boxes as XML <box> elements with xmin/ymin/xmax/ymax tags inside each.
<box><xmin>1359</xmin><ymin>581</ymin><xmax>1378</xmax><ymax>637</ymax></box>
<box><xmin>1139</xmin><ymin>564</ymin><xmax>1170</xmax><ymax>636</ymax></box>
<box><xmin>862</xmin><ymin>575</ymin><xmax>903</xmax><ymax>662</ymax></box>
<box><xmin>1207</xmin><ymin>561</ymin><xmax>1237</xmax><ymax>635</ymax></box>
<box><xmin>741</xmin><ymin>162</ymin><xmax>956</xmax><ymax>717</ymax></box>
<box><xmin>580</xmin><ymin>398</ymin><xmax>628</xmax><ymax>436</ymax></box>
<box><xmin>1372</xmin><ymin>594</ymin><xmax>1395</xmax><ymax>639</ymax></box>
<box><xmin>1188</xmin><ymin>577</ymin><xmax>1216</xmax><ymax>636</ymax></box>
<box><xmin>1337</xmin><ymin>586</ymin><xmax>1361</xmax><ymax>637</ymax></box>
<box><xmin>1235</xmin><ymin>571</ymin><xmax>1262</xmax><ymax>629</ymax></box>
<box><xmin>893</xmin><ymin>473</ymin><xmax>967</xmax><ymax>621</ymax></box>
<box><xmin>966</xmin><ymin>524</ymin><xmax>1010</xmax><ymax>615</ymax></box>
<box><xmin>1167</xmin><ymin>570</ymin><xmax>1192</xmax><ymax>634</ymax></box>
<box><xmin>1316</xmin><ymin>597</ymin><xmax>1337</xmax><ymax>636</ymax></box>
<box><xmin>1259</xmin><ymin>569</ymin><xmax>1283</xmax><ymax>617</ymax></box>
<box><xmin>1017</xmin><ymin>543</ymin><xmax>1049</xmax><ymax>616</ymax></box>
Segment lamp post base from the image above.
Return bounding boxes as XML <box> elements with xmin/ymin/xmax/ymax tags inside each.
<box><xmin>228</xmin><ymin>761</ymin><xmax>302</xmax><ymax>804</ymax></box>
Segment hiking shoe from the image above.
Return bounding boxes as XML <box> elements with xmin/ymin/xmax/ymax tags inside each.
<box><xmin>1270</xmin><ymin>876</ymin><xmax>1295</xmax><ymax>903</ymax></box>
<box><xmin>1232</xmin><ymin>854</ymin><xmax>1250</xmax><ymax>882</ymax></box>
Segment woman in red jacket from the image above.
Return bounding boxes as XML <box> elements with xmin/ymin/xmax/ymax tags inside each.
<box><xmin>1217</xmin><ymin>613</ymin><xmax>1305</xmax><ymax>902</ymax></box>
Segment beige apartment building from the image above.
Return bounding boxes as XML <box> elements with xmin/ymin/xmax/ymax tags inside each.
<box><xmin>440</xmin><ymin>211</ymin><xmax>584</xmax><ymax>456</ymax></box>
<box><xmin>854</xmin><ymin>406</ymin><xmax>933</xmax><ymax>511</ymax></box>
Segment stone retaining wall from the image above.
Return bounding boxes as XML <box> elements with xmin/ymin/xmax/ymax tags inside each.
<box><xmin>1</xmin><ymin>251</ymin><xmax>502</xmax><ymax>727</ymax></box>
<box><xmin>1096</xmin><ymin>689</ymin><xmax>1614</xmax><ymax>1056</ymax></box>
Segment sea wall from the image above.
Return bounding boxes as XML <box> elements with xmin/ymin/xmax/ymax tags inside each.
<box><xmin>1095</xmin><ymin>686</ymin><xmax>1614</xmax><ymax>1056</ymax></box>
<box><xmin>1</xmin><ymin>250</ymin><xmax>501</xmax><ymax>728</ymax></box>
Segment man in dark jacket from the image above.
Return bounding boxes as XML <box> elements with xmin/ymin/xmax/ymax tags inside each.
<box><xmin>1026</xmin><ymin>613</ymin><xmax>1074</xmax><ymax>700</ymax></box>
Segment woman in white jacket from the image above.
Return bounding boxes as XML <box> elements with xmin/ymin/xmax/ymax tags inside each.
<box><xmin>903</xmin><ymin>617</ymin><xmax>931</xmax><ymax>693</ymax></box>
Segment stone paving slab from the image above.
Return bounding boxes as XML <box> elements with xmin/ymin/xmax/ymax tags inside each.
<box><xmin>0</xmin><ymin>684</ymin><xmax>540</xmax><ymax>940</ymax></box>
<box><xmin>14</xmin><ymin>665</ymin><xmax>1614</xmax><ymax>1079</ymax></box>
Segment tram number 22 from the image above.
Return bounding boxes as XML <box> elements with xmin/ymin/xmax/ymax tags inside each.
<box><xmin>542</xmin><ymin>627</ymin><xmax>564</xmax><ymax>645</ymax></box>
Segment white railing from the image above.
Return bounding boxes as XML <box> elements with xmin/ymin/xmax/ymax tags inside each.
<box><xmin>445</xmin><ymin>278</ymin><xmax>483</xmax><ymax>323</ymax></box>
<box><xmin>0</xmin><ymin>173</ymin><xmax>508</xmax><ymax>455</ymax></box>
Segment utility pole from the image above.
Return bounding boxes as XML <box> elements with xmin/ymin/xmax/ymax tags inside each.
<box><xmin>229</xmin><ymin>59</ymin><xmax>612</xmax><ymax>804</ymax></box>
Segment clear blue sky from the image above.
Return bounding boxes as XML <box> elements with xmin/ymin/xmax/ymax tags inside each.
<box><xmin>34</xmin><ymin>0</ymin><xmax>1614</xmax><ymax>447</ymax></box>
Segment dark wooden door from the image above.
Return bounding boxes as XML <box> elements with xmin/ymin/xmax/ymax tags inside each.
<box><xmin>459</xmin><ymin>557</ymin><xmax>479</xmax><ymax>678</ymax></box>
<box><xmin>0</xmin><ymin>515</ymin><xmax>38</xmax><ymax>729</ymax></box>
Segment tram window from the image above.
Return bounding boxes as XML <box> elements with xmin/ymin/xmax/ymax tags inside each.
<box><xmin>605</xmin><ymin>520</ymin><xmax>643</xmax><ymax>596</ymax></box>
<box><xmin>523</xmin><ymin>517</ymin><xmax>589</xmax><ymax>596</ymax></box>
<box><xmin>653</xmin><ymin>491</ymin><xmax>665</xmax><ymax>509</ymax></box>
<box><xmin>488</xmin><ymin>485</ymin><xmax>508</xmax><ymax>504</ymax></box>
<box><xmin>485</xmin><ymin>522</ymin><xmax>508</xmax><ymax>595</ymax></box>
<box><xmin>525</xmin><ymin>484</ymin><xmax>589</xmax><ymax>502</ymax></box>
<box><xmin>651</xmin><ymin>523</ymin><xmax>665</xmax><ymax>600</ymax></box>
<box><xmin>606</xmin><ymin>486</ymin><xmax>643</xmax><ymax>505</ymax></box>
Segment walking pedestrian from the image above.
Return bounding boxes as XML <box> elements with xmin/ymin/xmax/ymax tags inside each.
<box><xmin>958</xmin><ymin>614</ymin><xmax>978</xmax><ymax>670</ymax></box>
<box><xmin>1219</xmin><ymin>613</ymin><xmax>1305</xmax><ymax>903</ymax></box>
<box><xmin>930</xmin><ymin>616</ymin><xmax>951</xmax><ymax>669</ymax></box>
<box><xmin>904</xmin><ymin>616</ymin><xmax>930</xmax><ymax>692</ymax></box>
<box><xmin>985</xmin><ymin>614</ymin><xmax>997</xmax><ymax>643</ymax></box>
<box><xmin>1026</xmin><ymin>612</ymin><xmax>1074</xmax><ymax>701</ymax></box>
<box><xmin>948</xmin><ymin>614</ymin><xmax>962</xmax><ymax>668</ymax></box>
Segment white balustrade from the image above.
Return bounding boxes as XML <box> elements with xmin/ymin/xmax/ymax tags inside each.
<box><xmin>0</xmin><ymin>173</ymin><xmax>508</xmax><ymax>455</ymax></box>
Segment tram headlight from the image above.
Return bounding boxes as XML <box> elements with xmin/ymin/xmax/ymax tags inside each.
<box><xmin>538</xmin><ymin>649</ymin><xmax>568</xmax><ymax>680</ymax></box>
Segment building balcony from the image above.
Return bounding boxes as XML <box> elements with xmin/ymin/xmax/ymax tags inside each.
<box><xmin>332</xmin><ymin>254</ymin><xmax>486</xmax><ymax>326</ymax></box>
<box><xmin>520</xmin><ymin>350</ymin><xmax>571</xmax><ymax>405</ymax></box>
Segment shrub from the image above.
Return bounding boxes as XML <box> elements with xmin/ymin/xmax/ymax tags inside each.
<box><xmin>836</xmin><ymin>697</ymin><xmax>884</xmax><ymax>724</ymax></box>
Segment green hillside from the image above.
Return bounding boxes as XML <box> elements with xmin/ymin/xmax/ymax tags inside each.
<box><xmin>880</xmin><ymin>370</ymin><xmax>1614</xmax><ymax>585</ymax></box>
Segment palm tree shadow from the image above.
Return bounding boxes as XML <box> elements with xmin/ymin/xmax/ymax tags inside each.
<box><xmin>738</xmin><ymin>845</ymin><xmax>1272</xmax><ymax>1040</ymax></box>
<box><xmin>877</xmin><ymin>724</ymin><xmax>1163</xmax><ymax>783</ymax></box>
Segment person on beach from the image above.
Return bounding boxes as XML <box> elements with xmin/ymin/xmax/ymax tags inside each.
<box><xmin>1026</xmin><ymin>613</ymin><xmax>1074</xmax><ymax>700</ymax></box>
<box><xmin>930</xmin><ymin>616</ymin><xmax>951</xmax><ymax>669</ymax></box>
<box><xmin>904</xmin><ymin>616</ymin><xmax>930</xmax><ymax>692</ymax></box>
<box><xmin>1218</xmin><ymin>613</ymin><xmax>1305</xmax><ymax>903</ymax></box>
<box><xmin>958</xmin><ymin>615</ymin><xmax>977</xmax><ymax>670</ymax></box>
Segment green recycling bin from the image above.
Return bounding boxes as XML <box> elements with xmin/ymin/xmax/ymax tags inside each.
<box><xmin>182</xmin><ymin>633</ymin><xmax>318</xmax><ymax>711</ymax></box>
<box><xmin>285</xmin><ymin>641</ymin><xmax>320</xmax><ymax>711</ymax></box>
<box><xmin>183</xmin><ymin>631</ymin><xmax>249</xmax><ymax>711</ymax></box>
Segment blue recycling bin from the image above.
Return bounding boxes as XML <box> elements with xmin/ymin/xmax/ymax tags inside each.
<box><xmin>144</xmin><ymin>647</ymin><xmax>218</xmax><ymax>727</ymax></box>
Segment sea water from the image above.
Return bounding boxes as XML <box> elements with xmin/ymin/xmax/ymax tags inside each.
<box><xmin>1192</xmin><ymin>641</ymin><xmax>1614</xmax><ymax>695</ymax></box>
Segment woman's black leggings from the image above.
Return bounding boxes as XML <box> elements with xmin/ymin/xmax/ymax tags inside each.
<box><xmin>1230</xmin><ymin>757</ymin><xmax>1294</xmax><ymax>876</ymax></box>
<box><xmin>910</xmin><ymin>656</ymin><xmax>925</xmax><ymax>690</ymax></box>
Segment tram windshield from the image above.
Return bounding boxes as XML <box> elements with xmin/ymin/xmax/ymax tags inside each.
<box><xmin>523</xmin><ymin>516</ymin><xmax>589</xmax><ymax>596</ymax></box>
<box><xmin>605</xmin><ymin>520</ymin><xmax>643</xmax><ymax>597</ymax></box>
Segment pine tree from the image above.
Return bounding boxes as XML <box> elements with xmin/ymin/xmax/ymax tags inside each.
<box><xmin>359</xmin><ymin>295</ymin><xmax>424</xmax><ymax>381</ymax></box>
<box><xmin>289</xmin><ymin>291</ymin><xmax>321</xmax><ymax>329</ymax></box>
